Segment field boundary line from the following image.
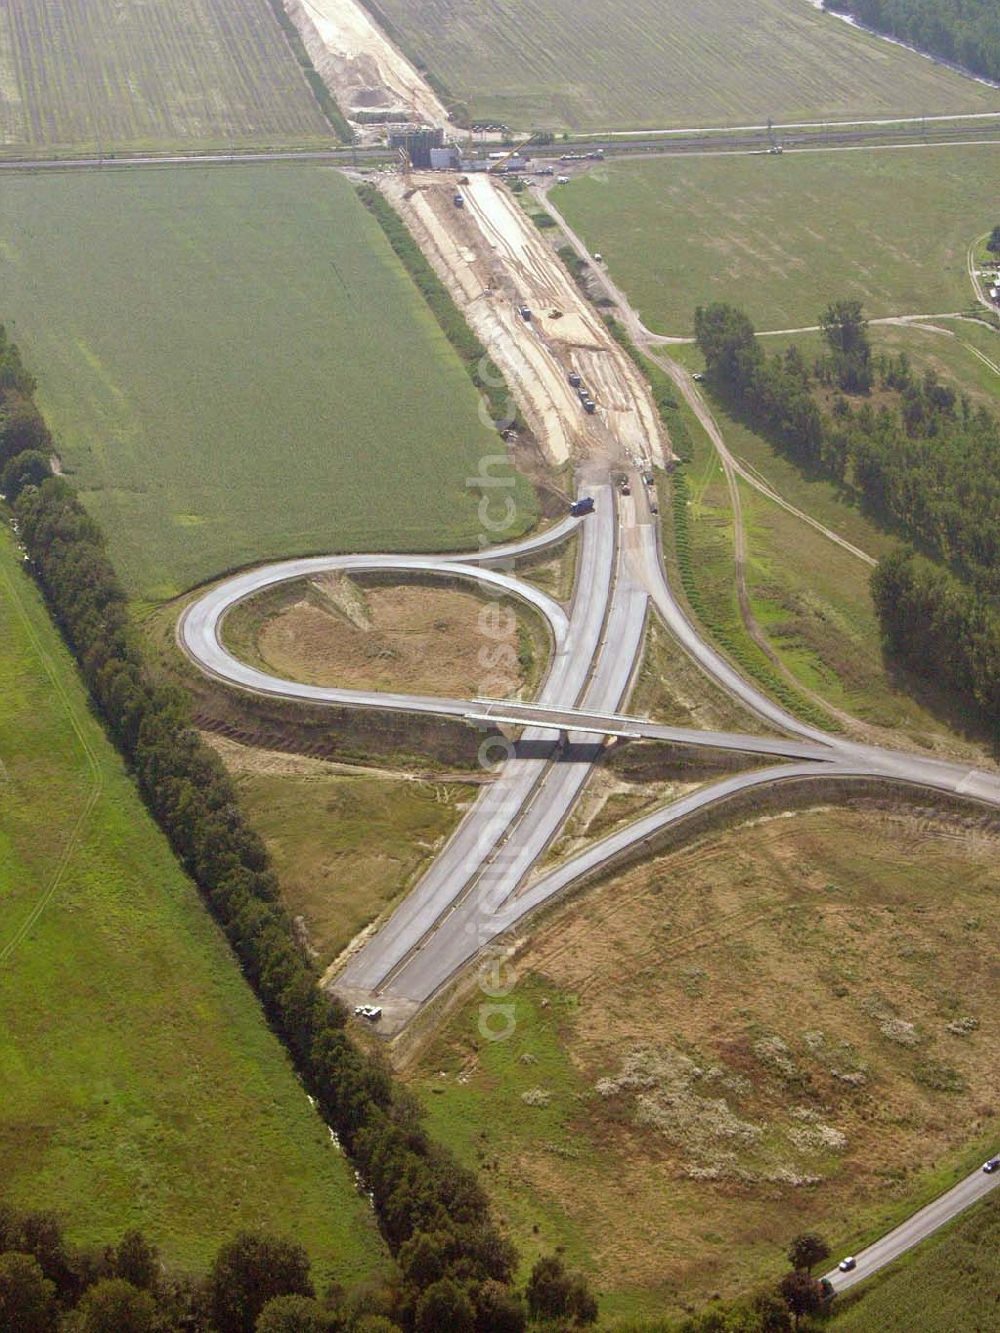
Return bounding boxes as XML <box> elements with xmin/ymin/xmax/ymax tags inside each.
<box><xmin>0</xmin><ymin>555</ymin><xmax>104</xmax><ymax>966</ymax></box>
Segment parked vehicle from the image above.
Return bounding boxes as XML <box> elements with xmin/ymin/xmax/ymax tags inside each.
<box><xmin>570</xmin><ymin>497</ymin><xmax>595</xmax><ymax>517</ymax></box>
<box><xmin>453</xmin><ymin>192</ymin><xmax>464</xmax><ymax>207</ymax></box>
<box><xmin>568</xmin><ymin>371</ymin><xmax>582</xmax><ymax>388</ymax></box>
<box><xmin>583</xmin><ymin>399</ymin><xmax>596</xmax><ymax>414</ymax></box>
<box><xmin>519</xmin><ymin>305</ymin><xmax>532</xmax><ymax>320</ymax></box>
<box><xmin>353</xmin><ymin>1004</ymin><xmax>383</xmax><ymax>1022</ymax></box>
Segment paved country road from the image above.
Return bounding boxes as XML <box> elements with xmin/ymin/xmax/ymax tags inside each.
<box><xmin>824</xmin><ymin>1160</ymin><xmax>1000</xmax><ymax>1293</ymax></box>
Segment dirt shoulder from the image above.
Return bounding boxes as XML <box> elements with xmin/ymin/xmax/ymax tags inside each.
<box><xmin>383</xmin><ymin>171</ymin><xmax>669</xmax><ymax>469</ymax></box>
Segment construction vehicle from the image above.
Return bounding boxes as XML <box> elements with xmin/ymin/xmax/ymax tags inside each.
<box><xmin>570</xmin><ymin>497</ymin><xmax>595</xmax><ymax>517</ymax></box>
<box><xmin>577</xmin><ymin>386</ymin><xmax>589</xmax><ymax>402</ymax></box>
<box><xmin>568</xmin><ymin>371</ymin><xmax>582</xmax><ymax>388</ymax></box>
<box><xmin>583</xmin><ymin>398</ymin><xmax>596</xmax><ymax>414</ymax></box>
<box><xmin>519</xmin><ymin>305</ymin><xmax>532</xmax><ymax>321</ymax></box>
<box><xmin>489</xmin><ymin>132</ymin><xmax>538</xmax><ymax>175</ymax></box>
<box><xmin>454</xmin><ymin>192</ymin><xmax>465</xmax><ymax>208</ymax></box>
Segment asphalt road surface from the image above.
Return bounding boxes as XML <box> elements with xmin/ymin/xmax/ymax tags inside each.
<box><xmin>174</xmin><ymin>169</ymin><xmax>1000</xmax><ymax>1286</ymax></box>
<box><xmin>824</xmin><ymin>1160</ymin><xmax>1000</xmax><ymax>1293</ymax></box>
<box><xmin>180</xmin><ymin>478</ymin><xmax>1000</xmax><ymax>1014</ymax></box>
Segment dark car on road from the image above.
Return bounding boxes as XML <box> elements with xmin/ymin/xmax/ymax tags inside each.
<box><xmin>983</xmin><ymin>1157</ymin><xmax>1000</xmax><ymax>1173</ymax></box>
<box><xmin>838</xmin><ymin>1257</ymin><xmax>857</xmax><ymax>1273</ymax></box>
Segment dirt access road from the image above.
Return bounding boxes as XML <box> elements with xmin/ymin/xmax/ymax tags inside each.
<box><xmin>284</xmin><ymin>0</ymin><xmax>449</xmax><ymax>132</ymax></box>
<box><xmin>382</xmin><ymin>171</ymin><xmax>668</xmax><ymax>468</ymax></box>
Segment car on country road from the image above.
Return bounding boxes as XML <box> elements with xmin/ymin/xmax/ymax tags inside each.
<box><xmin>983</xmin><ymin>1156</ymin><xmax>1000</xmax><ymax>1173</ymax></box>
<box><xmin>838</xmin><ymin>1256</ymin><xmax>857</xmax><ymax>1272</ymax></box>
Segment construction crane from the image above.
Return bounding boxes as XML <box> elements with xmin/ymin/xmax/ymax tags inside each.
<box><xmin>488</xmin><ymin>132</ymin><xmax>538</xmax><ymax>175</ymax></box>
<box><xmin>398</xmin><ymin>145</ymin><xmax>412</xmax><ymax>192</ymax></box>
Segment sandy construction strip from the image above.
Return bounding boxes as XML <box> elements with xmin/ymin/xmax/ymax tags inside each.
<box><xmin>384</xmin><ymin>173</ymin><xmax>667</xmax><ymax>468</ymax></box>
<box><xmin>284</xmin><ymin>0</ymin><xmax>449</xmax><ymax>127</ymax></box>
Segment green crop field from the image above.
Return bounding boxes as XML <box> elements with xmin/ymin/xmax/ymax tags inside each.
<box><xmin>374</xmin><ymin>0</ymin><xmax>1000</xmax><ymax>130</ymax></box>
<box><xmin>555</xmin><ymin>144</ymin><xmax>999</xmax><ymax>334</ymax></box>
<box><xmin>829</xmin><ymin>1190</ymin><xmax>1000</xmax><ymax>1331</ymax></box>
<box><xmin>0</xmin><ymin>166</ymin><xmax>535</xmax><ymax>600</ymax></box>
<box><xmin>0</xmin><ymin>528</ymin><xmax>384</xmax><ymax>1280</ymax></box>
<box><xmin>0</xmin><ymin>0</ymin><xmax>331</xmax><ymax>154</ymax></box>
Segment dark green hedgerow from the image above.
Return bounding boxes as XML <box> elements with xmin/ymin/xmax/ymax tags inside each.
<box><xmin>264</xmin><ymin>0</ymin><xmax>353</xmax><ymax>142</ymax></box>
<box><xmin>0</xmin><ymin>317</ymin><xmax>526</xmax><ymax>1324</ymax></box>
<box><xmin>357</xmin><ymin>184</ymin><xmax>520</xmax><ymax>432</ymax></box>
<box><xmin>602</xmin><ymin>316</ymin><xmax>835</xmax><ymax>732</ymax></box>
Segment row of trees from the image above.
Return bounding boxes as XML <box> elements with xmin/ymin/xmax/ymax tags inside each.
<box><xmin>693</xmin><ymin>301</ymin><xmax>1000</xmax><ymax>727</ymax></box>
<box><xmin>356</xmin><ymin>184</ymin><xmax>519</xmax><ymax>433</ymax></box>
<box><xmin>824</xmin><ymin>0</ymin><xmax>1000</xmax><ymax>84</ymax></box>
<box><xmin>0</xmin><ymin>1204</ymin><xmax>595</xmax><ymax>1332</ymax></box>
<box><xmin>872</xmin><ymin>546</ymin><xmax>1000</xmax><ymax>723</ymax></box>
<box><xmin>0</xmin><ymin>320</ymin><xmax>596</xmax><ymax>1331</ymax></box>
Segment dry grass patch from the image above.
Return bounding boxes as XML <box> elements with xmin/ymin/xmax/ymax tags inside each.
<box><xmin>227</xmin><ymin>573</ymin><xmax>546</xmax><ymax>700</ymax></box>
<box><xmin>410</xmin><ymin>804</ymin><xmax>1000</xmax><ymax>1319</ymax></box>
<box><xmin>210</xmin><ymin>735</ymin><xmax>474</xmax><ymax>969</ymax></box>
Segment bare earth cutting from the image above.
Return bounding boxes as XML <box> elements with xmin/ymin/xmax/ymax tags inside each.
<box><xmin>229</xmin><ymin>575</ymin><xmax>539</xmax><ymax>699</ymax></box>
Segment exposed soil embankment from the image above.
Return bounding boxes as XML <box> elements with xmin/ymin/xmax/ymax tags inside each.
<box><xmin>383</xmin><ymin>172</ymin><xmax>669</xmax><ymax>468</ymax></box>
<box><xmin>283</xmin><ymin>0</ymin><xmax>449</xmax><ymax>128</ymax></box>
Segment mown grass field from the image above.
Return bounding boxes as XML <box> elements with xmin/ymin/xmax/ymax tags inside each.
<box><xmin>0</xmin><ymin>529</ymin><xmax>384</xmax><ymax>1281</ymax></box>
<box><xmin>375</xmin><ymin>0</ymin><xmax>999</xmax><ymax>130</ymax></box>
<box><xmin>407</xmin><ymin>806</ymin><xmax>1000</xmax><ymax>1321</ymax></box>
<box><xmin>829</xmin><ymin>1190</ymin><xmax>1000</xmax><ymax>1331</ymax></box>
<box><xmin>556</xmin><ymin>145</ymin><xmax>999</xmax><ymax>334</ymax></box>
<box><xmin>0</xmin><ymin>166</ymin><xmax>535</xmax><ymax>600</ymax></box>
<box><xmin>0</xmin><ymin>0</ymin><xmax>332</xmax><ymax>153</ymax></box>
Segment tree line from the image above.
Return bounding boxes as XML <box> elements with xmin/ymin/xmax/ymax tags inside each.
<box><xmin>0</xmin><ymin>323</ymin><xmax>597</xmax><ymax>1331</ymax></box>
<box><xmin>356</xmin><ymin>184</ymin><xmax>520</xmax><ymax>434</ymax></box>
<box><xmin>693</xmin><ymin>300</ymin><xmax>1000</xmax><ymax>731</ymax></box>
<box><xmin>0</xmin><ymin>1202</ymin><xmax>599</xmax><ymax>1332</ymax></box>
<box><xmin>824</xmin><ymin>0</ymin><xmax>1000</xmax><ymax>84</ymax></box>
